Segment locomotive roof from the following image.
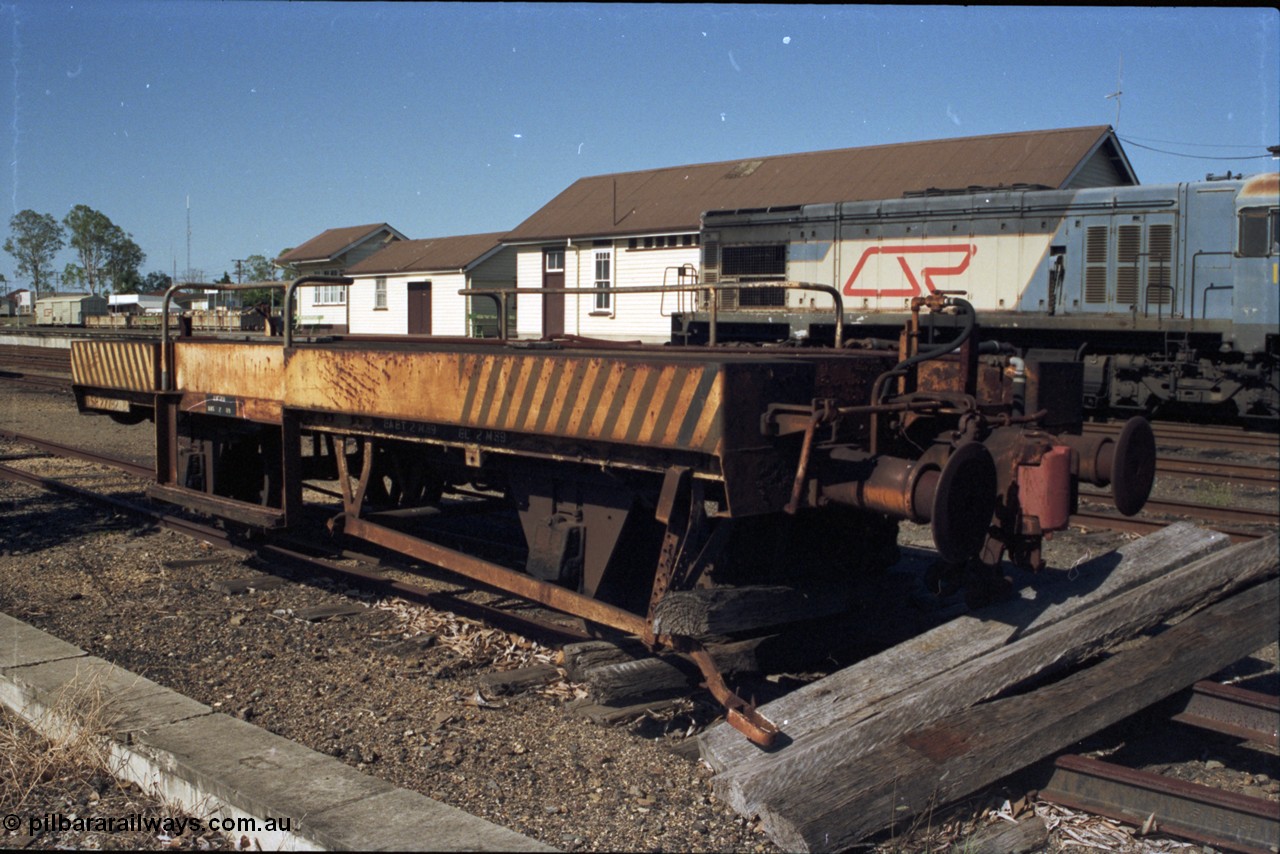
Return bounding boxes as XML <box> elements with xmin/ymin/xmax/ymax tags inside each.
<box><xmin>503</xmin><ymin>126</ymin><xmax>1136</xmax><ymax>243</ymax></box>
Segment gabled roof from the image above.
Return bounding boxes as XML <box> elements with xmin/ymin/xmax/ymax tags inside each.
<box><xmin>504</xmin><ymin>126</ymin><xmax>1135</xmax><ymax>243</ymax></box>
<box><xmin>345</xmin><ymin>233</ymin><xmax>508</xmax><ymax>276</ymax></box>
<box><xmin>275</xmin><ymin>223</ymin><xmax>407</xmax><ymax>265</ymax></box>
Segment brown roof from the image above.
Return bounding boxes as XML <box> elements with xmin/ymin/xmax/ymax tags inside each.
<box><xmin>275</xmin><ymin>223</ymin><xmax>405</xmax><ymax>264</ymax></box>
<box><xmin>344</xmin><ymin>233</ymin><xmax>508</xmax><ymax>276</ymax></box>
<box><xmin>504</xmin><ymin>127</ymin><xmax>1129</xmax><ymax>242</ymax></box>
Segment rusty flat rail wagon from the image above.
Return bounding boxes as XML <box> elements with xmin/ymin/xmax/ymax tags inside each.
<box><xmin>68</xmin><ymin>277</ymin><xmax>1156</xmax><ymax>745</ymax></box>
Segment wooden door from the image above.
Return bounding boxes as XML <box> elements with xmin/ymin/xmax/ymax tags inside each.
<box><xmin>542</xmin><ymin>248</ymin><xmax>565</xmax><ymax>338</ymax></box>
<box><xmin>407</xmin><ymin>281</ymin><xmax>431</xmax><ymax>334</ymax></box>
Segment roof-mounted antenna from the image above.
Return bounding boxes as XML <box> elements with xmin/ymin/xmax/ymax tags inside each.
<box><xmin>1105</xmin><ymin>54</ymin><xmax>1123</xmax><ymax>131</ymax></box>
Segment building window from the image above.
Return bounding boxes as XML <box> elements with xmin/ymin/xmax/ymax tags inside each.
<box><xmin>315</xmin><ymin>284</ymin><xmax>347</xmax><ymax>305</ymax></box>
<box><xmin>545</xmin><ymin>248</ymin><xmax>564</xmax><ymax>272</ymax></box>
<box><xmin>374</xmin><ymin>277</ymin><xmax>387</xmax><ymax>310</ymax></box>
<box><xmin>628</xmin><ymin>233</ymin><xmax>698</xmax><ymax>250</ymax></box>
<box><xmin>593</xmin><ymin>249</ymin><xmax>612</xmax><ymax>311</ymax></box>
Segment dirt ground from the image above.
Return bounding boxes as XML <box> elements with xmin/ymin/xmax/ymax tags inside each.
<box><xmin>1</xmin><ymin>382</ymin><xmax>1276</xmax><ymax>852</ymax></box>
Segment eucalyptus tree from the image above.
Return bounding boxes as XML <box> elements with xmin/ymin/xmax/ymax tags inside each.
<box><xmin>63</xmin><ymin>205</ymin><xmax>144</xmax><ymax>295</ymax></box>
<box><xmin>3</xmin><ymin>210</ymin><xmax>65</xmax><ymax>296</ymax></box>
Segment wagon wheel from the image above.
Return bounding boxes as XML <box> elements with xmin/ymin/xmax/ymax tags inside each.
<box><xmin>363</xmin><ymin>444</ymin><xmax>443</xmax><ymax>510</ymax></box>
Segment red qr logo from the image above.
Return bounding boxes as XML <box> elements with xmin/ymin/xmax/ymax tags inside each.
<box><xmin>842</xmin><ymin>244</ymin><xmax>977</xmax><ymax>298</ymax></box>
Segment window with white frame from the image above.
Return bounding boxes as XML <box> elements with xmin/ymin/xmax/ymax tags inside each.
<box><xmin>374</xmin><ymin>277</ymin><xmax>387</xmax><ymax>310</ymax></box>
<box><xmin>315</xmin><ymin>284</ymin><xmax>347</xmax><ymax>305</ymax></box>
<box><xmin>593</xmin><ymin>249</ymin><xmax>612</xmax><ymax>311</ymax></box>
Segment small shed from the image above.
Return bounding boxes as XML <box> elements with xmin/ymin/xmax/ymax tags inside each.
<box><xmin>108</xmin><ymin>294</ymin><xmax>165</xmax><ymax>315</ymax></box>
<box><xmin>36</xmin><ymin>294</ymin><xmax>108</xmax><ymax>325</ymax></box>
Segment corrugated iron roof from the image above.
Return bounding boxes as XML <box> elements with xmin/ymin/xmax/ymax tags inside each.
<box><xmin>504</xmin><ymin>127</ymin><xmax>1126</xmax><ymax>242</ymax></box>
<box><xmin>275</xmin><ymin>223</ymin><xmax>404</xmax><ymax>264</ymax></box>
<box><xmin>344</xmin><ymin>232</ymin><xmax>508</xmax><ymax>275</ymax></box>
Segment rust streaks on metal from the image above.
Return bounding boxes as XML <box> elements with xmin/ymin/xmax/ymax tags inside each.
<box><xmin>298</xmin><ymin>348</ymin><xmax>727</xmax><ymax>453</ymax></box>
<box><xmin>174</xmin><ymin>341</ymin><xmax>284</xmax><ymax>399</ymax></box>
<box><xmin>69</xmin><ymin>339</ymin><xmax>158</xmax><ymax>391</ymax></box>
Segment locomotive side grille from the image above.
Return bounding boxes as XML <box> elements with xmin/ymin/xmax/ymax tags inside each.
<box><xmin>1085</xmin><ymin>226</ymin><xmax>1108</xmax><ymax>264</ymax></box>
<box><xmin>739</xmin><ymin>286</ymin><xmax>786</xmax><ymax>307</ymax></box>
<box><xmin>1084</xmin><ymin>226</ymin><xmax>1109</xmax><ymax>304</ymax></box>
<box><xmin>702</xmin><ymin>240</ymin><xmax>720</xmax><ymax>284</ymax></box>
<box><xmin>1146</xmin><ymin>224</ymin><xmax>1174</xmax><ymax>306</ymax></box>
<box><xmin>1116</xmin><ymin>268</ymin><xmax>1138</xmax><ymax>306</ymax></box>
<box><xmin>721</xmin><ymin>244</ymin><xmax>786</xmax><ymax>277</ymax></box>
<box><xmin>701</xmin><ymin>240</ymin><xmax>720</xmax><ymax>309</ymax></box>
<box><xmin>1116</xmin><ymin>225</ymin><xmax>1141</xmax><ymax>305</ymax></box>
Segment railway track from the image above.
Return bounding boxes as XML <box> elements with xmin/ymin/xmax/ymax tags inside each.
<box><xmin>0</xmin><ymin>344</ymin><xmax>72</xmax><ymax>373</ymax></box>
<box><xmin>1037</xmin><ymin>680</ymin><xmax>1279</xmax><ymax>853</ymax></box>
<box><xmin>2</xmin><ymin>426</ymin><xmax>1277</xmax><ymax>852</ymax></box>
<box><xmin>1084</xmin><ymin>420</ymin><xmax>1280</xmax><ymax>455</ymax></box>
<box><xmin>0</xmin><ymin>431</ymin><xmax>586</xmax><ymax>646</ymax></box>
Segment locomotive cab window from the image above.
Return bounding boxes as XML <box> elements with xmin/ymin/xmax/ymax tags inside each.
<box><xmin>1238</xmin><ymin>206</ymin><xmax>1279</xmax><ymax>257</ymax></box>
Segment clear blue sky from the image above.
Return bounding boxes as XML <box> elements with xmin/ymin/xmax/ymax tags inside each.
<box><xmin>2</xmin><ymin>3</ymin><xmax>1276</xmax><ymax>288</ymax></box>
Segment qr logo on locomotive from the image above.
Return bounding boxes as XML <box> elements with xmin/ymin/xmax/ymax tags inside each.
<box><xmin>842</xmin><ymin>243</ymin><xmax>978</xmax><ymax>298</ymax></box>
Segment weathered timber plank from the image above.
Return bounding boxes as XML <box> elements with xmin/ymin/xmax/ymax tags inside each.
<box><xmin>587</xmin><ymin>656</ymin><xmax>699</xmax><ymax>703</ymax></box>
<box><xmin>699</xmin><ymin>522</ymin><xmax>1230</xmax><ymax>773</ymax></box>
<box><xmin>961</xmin><ymin>816</ymin><xmax>1048</xmax><ymax>854</ymax></box>
<box><xmin>582</xmin><ymin>637</ymin><xmax>777</xmax><ymax>705</ymax></box>
<box><xmin>477</xmin><ymin>664</ymin><xmax>561</xmax><ymax>695</ymax></box>
<box><xmin>651</xmin><ymin>586</ymin><xmax>847</xmax><ymax>637</ymax></box>
<box><xmin>292</xmin><ymin>603</ymin><xmax>366</xmax><ymax>621</ymax></box>
<box><xmin>560</xmin><ymin>639</ymin><xmax>652</xmax><ymax>681</ymax></box>
<box><xmin>756</xmin><ymin>577</ymin><xmax>1278</xmax><ymax>852</ymax></box>
<box><xmin>565</xmin><ymin>697</ymin><xmax>683</xmax><ymax>724</ymax></box>
<box><xmin>714</xmin><ymin>533</ymin><xmax>1277</xmax><ymax>819</ymax></box>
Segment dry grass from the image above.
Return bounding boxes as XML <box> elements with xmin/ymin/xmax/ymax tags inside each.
<box><xmin>0</xmin><ymin>678</ymin><xmax>123</xmax><ymax>812</ymax></box>
<box><xmin>0</xmin><ymin>674</ymin><xmax>230</xmax><ymax>850</ymax></box>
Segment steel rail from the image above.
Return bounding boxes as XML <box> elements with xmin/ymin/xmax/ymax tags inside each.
<box><xmin>1039</xmin><ymin>683</ymin><xmax>1280</xmax><ymax>854</ymax></box>
<box><xmin>1078</xmin><ymin>490</ymin><xmax>1280</xmax><ymax>527</ymax></box>
<box><xmin>0</xmin><ymin>372</ymin><xmax>71</xmax><ymax>391</ymax></box>
<box><xmin>1038</xmin><ymin>753</ymin><xmax>1279</xmax><ymax>854</ymax></box>
<box><xmin>0</xmin><ymin>429</ymin><xmax>154</xmax><ymax>479</ymax></box>
<box><xmin>1083</xmin><ymin>421</ymin><xmax>1279</xmax><ymax>453</ymax></box>
<box><xmin>1156</xmin><ymin>457</ymin><xmax>1279</xmax><ymax>486</ymax></box>
<box><xmin>1170</xmin><ymin>681</ymin><xmax>1279</xmax><ymax>747</ymax></box>
<box><xmin>0</xmin><ymin>460</ymin><xmax>248</xmax><ymax>555</ymax></box>
<box><xmin>0</xmin><ymin>456</ymin><xmax>589</xmax><ymax>645</ymax></box>
<box><xmin>1068</xmin><ymin>510</ymin><xmax>1262</xmax><ymax>543</ymax></box>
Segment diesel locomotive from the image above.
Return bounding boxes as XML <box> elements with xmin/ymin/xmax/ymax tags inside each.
<box><xmin>674</xmin><ymin>172</ymin><xmax>1279</xmax><ymax>426</ymax></box>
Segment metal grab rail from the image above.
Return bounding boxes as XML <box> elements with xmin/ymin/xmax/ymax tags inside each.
<box><xmin>460</xmin><ymin>280</ymin><xmax>845</xmax><ymax>346</ymax></box>
<box><xmin>160</xmin><ymin>276</ymin><xmax>353</xmax><ymax>390</ymax></box>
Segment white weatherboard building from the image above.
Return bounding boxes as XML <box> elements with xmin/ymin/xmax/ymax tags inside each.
<box><xmin>343</xmin><ymin>233</ymin><xmax>513</xmax><ymax>337</ymax></box>
<box><xmin>274</xmin><ymin>223</ymin><xmax>407</xmax><ymax>332</ymax></box>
